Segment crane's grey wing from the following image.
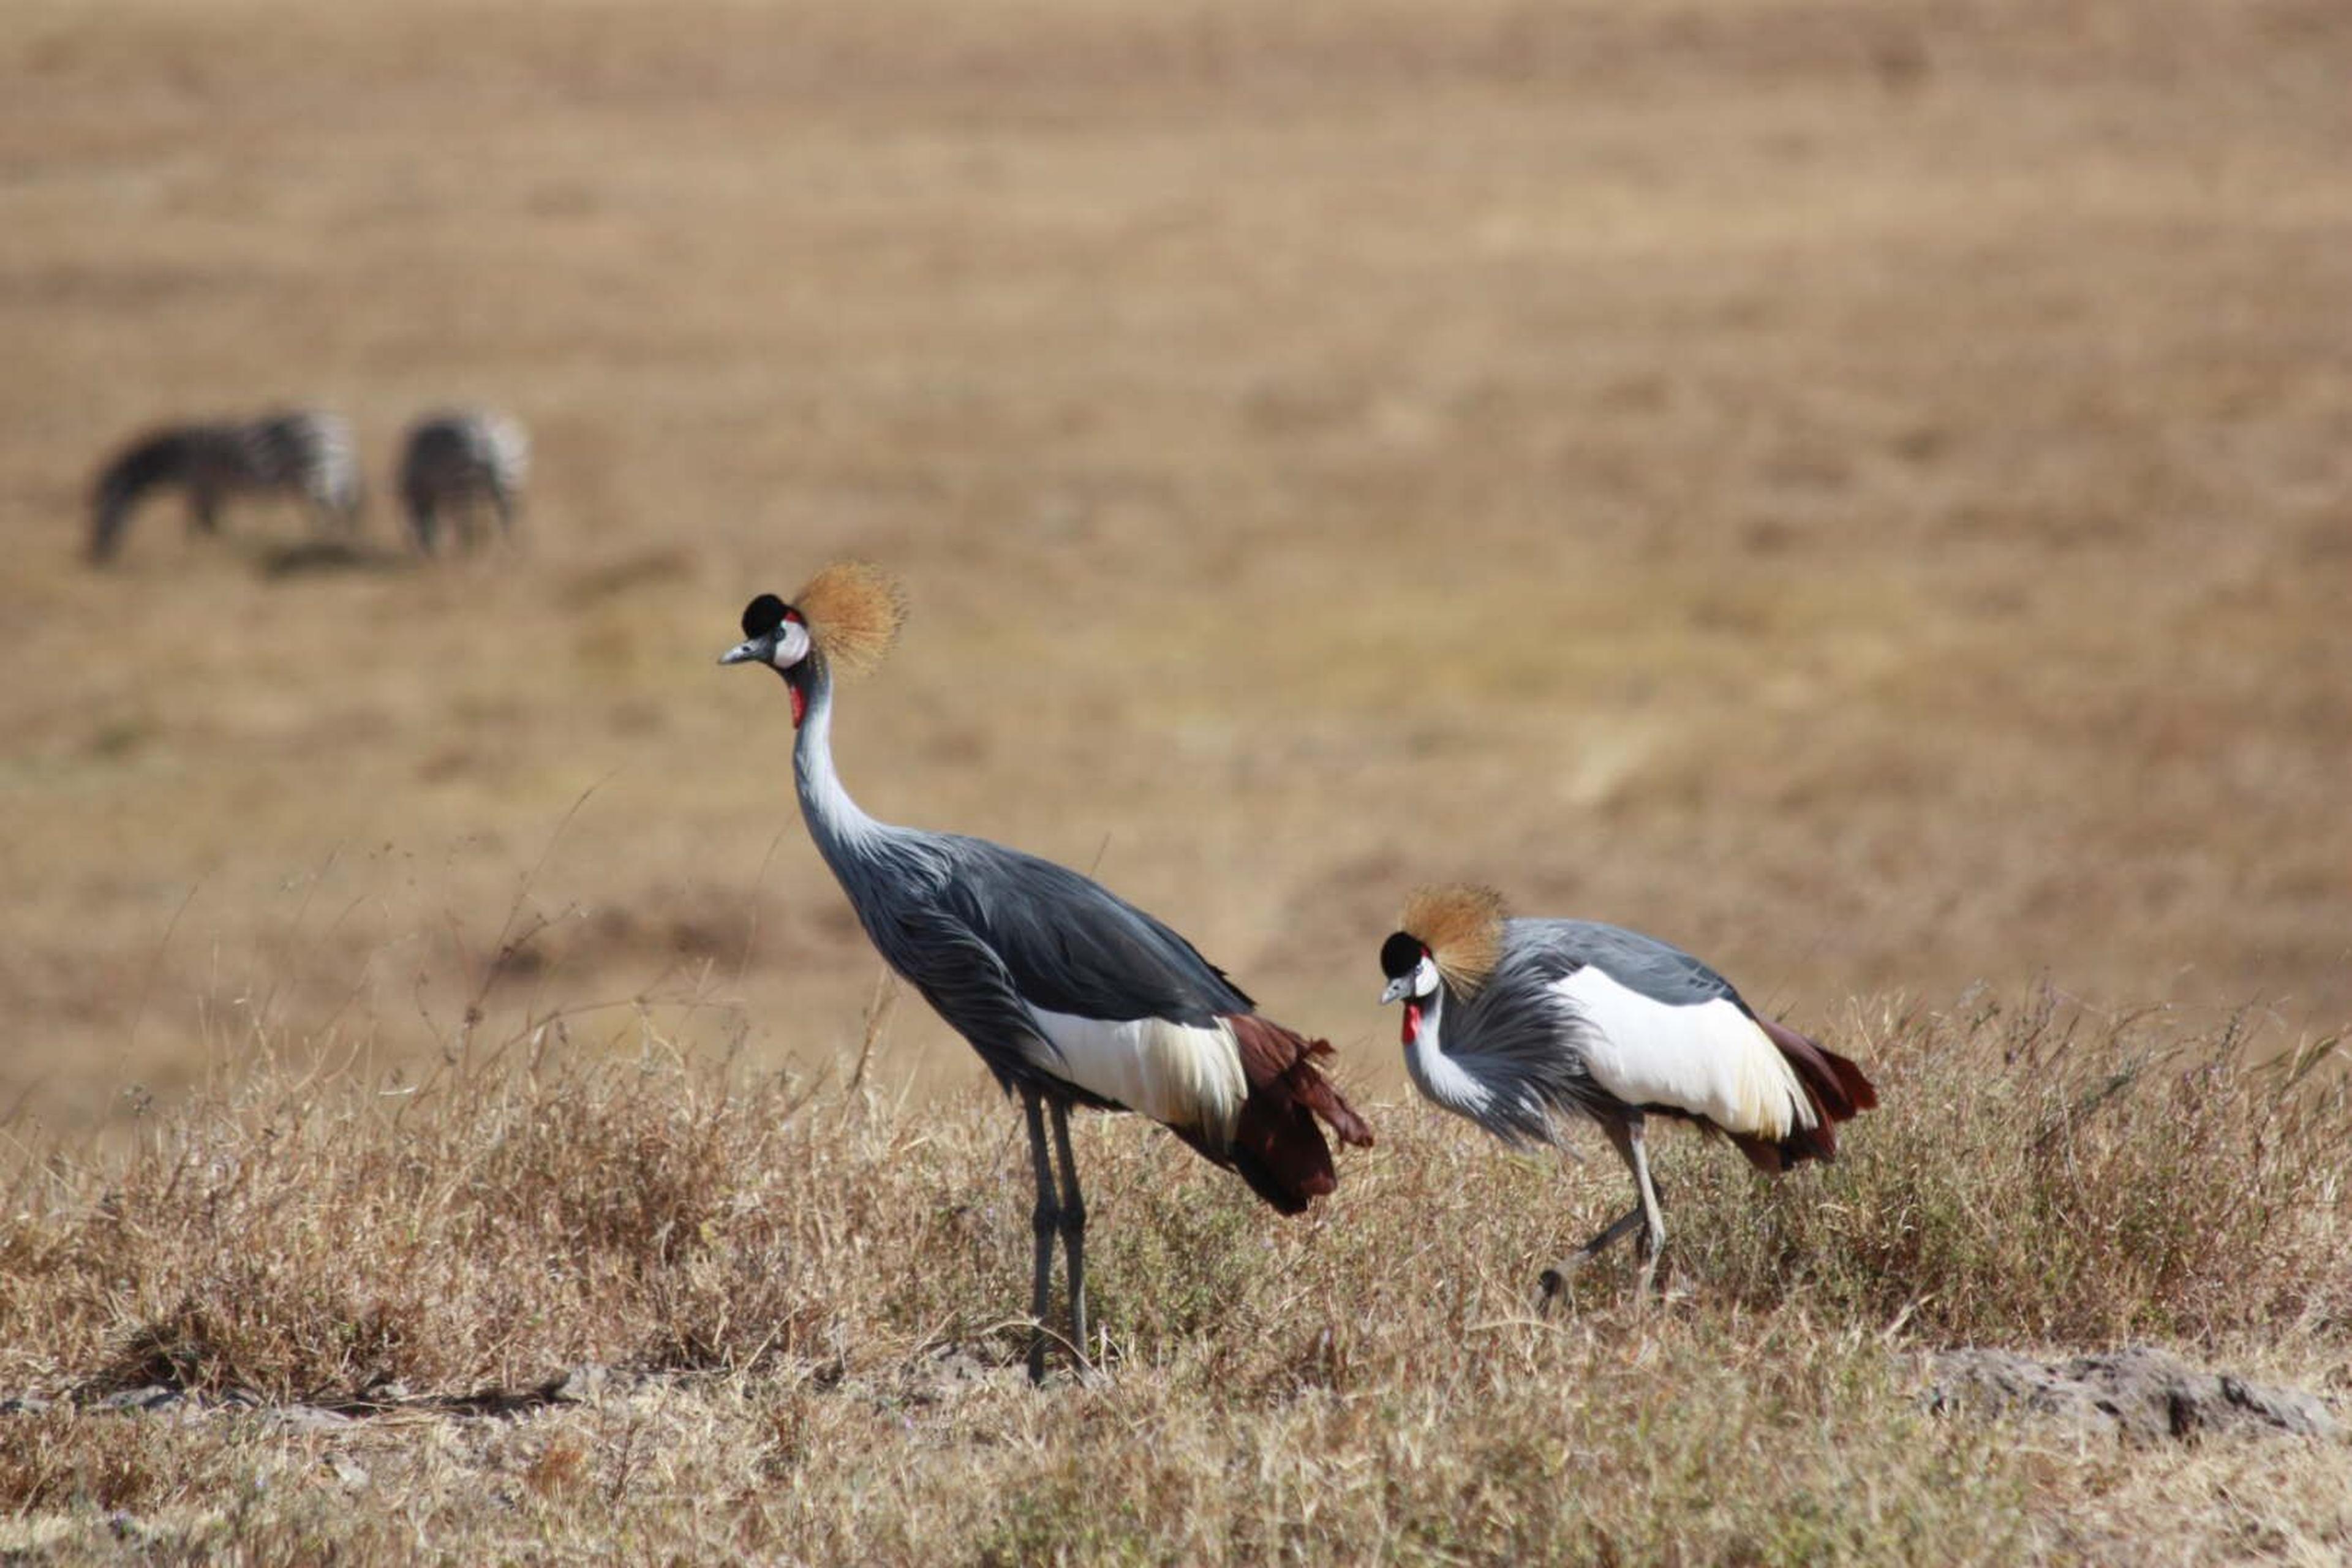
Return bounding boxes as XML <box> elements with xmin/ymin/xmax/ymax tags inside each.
<box><xmin>932</xmin><ymin>837</ymin><xmax>1254</xmax><ymax>1023</ymax></box>
<box><xmin>1509</xmin><ymin>919</ymin><xmax>1752</xmax><ymax>1016</ymax></box>
<box><xmin>871</xmin><ymin>902</ymin><xmax>1123</xmax><ymax>1106</ymax></box>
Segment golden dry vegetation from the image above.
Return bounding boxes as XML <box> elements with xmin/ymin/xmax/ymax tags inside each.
<box><xmin>3</xmin><ymin>0</ymin><xmax>2351</xmax><ymax>1559</ymax></box>
<box><xmin>1</xmin><ymin>1008</ymin><xmax>2348</xmax><ymax>1562</ymax></box>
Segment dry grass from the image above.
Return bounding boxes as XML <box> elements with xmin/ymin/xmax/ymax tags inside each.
<box><xmin>0</xmin><ymin>1001</ymin><xmax>2346</xmax><ymax>1562</ymax></box>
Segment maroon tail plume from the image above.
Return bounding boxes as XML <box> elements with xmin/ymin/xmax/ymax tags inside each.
<box><xmin>1730</xmin><ymin>1019</ymin><xmax>1880</xmax><ymax>1174</ymax></box>
<box><xmin>1214</xmin><ymin>1014</ymin><xmax>1375</xmax><ymax>1215</ymax></box>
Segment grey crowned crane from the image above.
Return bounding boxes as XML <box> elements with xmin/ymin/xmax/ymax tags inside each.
<box><xmin>1377</xmin><ymin>884</ymin><xmax>1875</xmax><ymax>1298</ymax></box>
<box><xmin>721</xmin><ymin>562</ymin><xmax>1373</xmax><ymax>1382</ymax></box>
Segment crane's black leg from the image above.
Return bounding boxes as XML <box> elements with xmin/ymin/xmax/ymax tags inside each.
<box><xmin>1048</xmin><ymin>1100</ymin><xmax>1089</xmax><ymax>1370</ymax></box>
<box><xmin>1539</xmin><ymin>1205</ymin><xmax>1648</xmax><ymax>1302</ymax></box>
<box><xmin>1021</xmin><ymin>1088</ymin><xmax>1060</xmax><ymax>1385</ymax></box>
<box><xmin>1622</xmin><ymin>1118</ymin><xmax>1668</xmax><ymax>1297</ymax></box>
<box><xmin>1538</xmin><ymin>1117</ymin><xmax>1667</xmax><ymax>1305</ymax></box>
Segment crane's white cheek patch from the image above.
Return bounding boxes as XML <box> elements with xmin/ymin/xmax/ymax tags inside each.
<box><xmin>1027</xmin><ymin>1009</ymin><xmax>1245</xmax><ymax>1145</ymax></box>
<box><xmin>1551</xmin><ymin>968</ymin><xmax>1813</xmax><ymax>1139</ymax></box>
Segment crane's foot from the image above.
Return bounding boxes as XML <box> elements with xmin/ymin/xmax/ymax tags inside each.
<box><xmin>1536</xmin><ymin>1258</ymin><xmax>1584</xmax><ymax>1311</ymax></box>
<box><xmin>1537</xmin><ymin>1204</ymin><xmax>1649</xmax><ymax>1309</ymax></box>
<box><xmin>1017</xmin><ymin>1334</ymin><xmax>1107</xmax><ymax>1392</ymax></box>
<box><xmin>1023</xmin><ymin>1365</ymin><xmax>1109</xmax><ymax>1393</ymax></box>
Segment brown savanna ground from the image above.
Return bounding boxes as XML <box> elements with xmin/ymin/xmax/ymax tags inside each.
<box><xmin>6</xmin><ymin>0</ymin><xmax>2350</xmax><ymax>1132</ymax></box>
<box><xmin>2</xmin><ymin>0</ymin><xmax>2349</xmax><ymax>1560</ymax></box>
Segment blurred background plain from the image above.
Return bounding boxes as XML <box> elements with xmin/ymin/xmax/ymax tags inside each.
<box><xmin>4</xmin><ymin>0</ymin><xmax>2348</xmax><ymax>1131</ymax></box>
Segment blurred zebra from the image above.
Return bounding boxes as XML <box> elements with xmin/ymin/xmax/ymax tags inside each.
<box><xmin>88</xmin><ymin>409</ymin><xmax>362</xmax><ymax>564</ymax></box>
<box><xmin>399</xmin><ymin>409</ymin><xmax>529</xmax><ymax>555</ymax></box>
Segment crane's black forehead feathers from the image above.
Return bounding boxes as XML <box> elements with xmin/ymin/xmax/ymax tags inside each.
<box><xmin>741</xmin><ymin>594</ymin><xmax>790</xmax><ymax>639</ymax></box>
<box><xmin>1379</xmin><ymin>931</ymin><xmax>1425</xmax><ymax>979</ymax></box>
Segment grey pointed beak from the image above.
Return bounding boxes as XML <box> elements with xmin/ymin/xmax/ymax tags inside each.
<box><xmin>1379</xmin><ymin>977</ymin><xmax>1410</xmax><ymax>1006</ymax></box>
<box><xmin>718</xmin><ymin>636</ymin><xmax>770</xmax><ymax>667</ymax></box>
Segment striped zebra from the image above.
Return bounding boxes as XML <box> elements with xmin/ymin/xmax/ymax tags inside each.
<box><xmin>88</xmin><ymin>409</ymin><xmax>361</xmax><ymax>564</ymax></box>
<box><xmin>399</xmin><ymin>409</ymin><xmax>529</xmax><ymax>555</ymax></box>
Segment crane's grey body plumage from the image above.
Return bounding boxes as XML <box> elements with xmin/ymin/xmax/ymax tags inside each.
<box><xmin>1513</xmin><ymin>919</ymin><xmax>1749</xmax><ymax>1011</ymax></box>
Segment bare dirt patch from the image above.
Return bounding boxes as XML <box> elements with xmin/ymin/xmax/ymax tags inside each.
<box><xmin>1924</xmin><ymin>1346</ymin><xmax>2341</xmax><ymax>1444</ymax></box>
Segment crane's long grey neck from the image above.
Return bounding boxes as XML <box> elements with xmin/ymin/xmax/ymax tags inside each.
<box><xmin>791</xmin><ymin>661</ymin><xmax>888</xmax><ymax>865</ymax></box>
<box><xmin>1405</xmin><ymin>986</ymin><xmax>1494</xmax><ymax>1118</ymax></box>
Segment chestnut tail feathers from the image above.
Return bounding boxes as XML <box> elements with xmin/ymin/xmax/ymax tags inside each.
<box><xmin>1729</xmin><ymin>1019</ymin><xmax>1880</xmax><ymax>1174</ymax></box>
<box><xmin>1213</xmin><ymin>1014</ymin><xmax>1375</xmax><ymax>1213</ymax></box>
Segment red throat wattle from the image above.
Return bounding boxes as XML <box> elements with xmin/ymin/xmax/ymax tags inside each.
<box><xmin>1401</xmin><ymin>1001</ymin><xmax>1422</xmax><ymax>1046</ymax></box>
<box><xmin>790</xmin><ymin>686</ymin><xmax>807</xmax><ymax>728</ymax></box>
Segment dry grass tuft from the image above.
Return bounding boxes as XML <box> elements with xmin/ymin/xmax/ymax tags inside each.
<box><xmin>1</xmin><ymin>998</ymin><xmax>2345</xmax><ymax>1559</ymax></box>
<box><xmin>1673</xmin><ymin>995</ymin><xmax>2351</xmax><ymax>1346</ymax></box>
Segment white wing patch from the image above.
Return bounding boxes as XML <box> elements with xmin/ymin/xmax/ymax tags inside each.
<box><xmin>1026</xmin><ymin>1008</ymin><xmax>1246</xmax><ymax>1144</ymax></box>
<box><xmin>1550</xmin><ymin>967</ymin><xmax>1814</xmax><ymax>1139</ymax></box>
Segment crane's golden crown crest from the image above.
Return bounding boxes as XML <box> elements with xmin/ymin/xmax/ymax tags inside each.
<box><xmin>794</xmin><ymin>559</ymin><xmax>908</xmax><ymax>677</ymax></box>
<box><xmin>1398</xmin><ymin>883</ymin><xmax>1509</xmax><ymax>995</ymax></box>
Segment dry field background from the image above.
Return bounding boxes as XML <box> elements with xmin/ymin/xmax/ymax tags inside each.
<box><xmin>4</xmin><ymin>0</ymin><xmax>2349</xmax><ymax>1131</ymax></box>
<box><xmin>3</xmin><ymin>0</ymin><xmax>2351</xmax><ymax>1559</ymax></box>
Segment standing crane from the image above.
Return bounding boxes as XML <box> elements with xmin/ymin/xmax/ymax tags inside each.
<box><xmin>720</xmin><ymin>562</ymin><xmax>1372</xmax><ymax>1382</ymax></box>
<box><xmin>1377</xmin><ymin>884</ymin><xmax>1875</xmax><ymax>1298</ymax></box>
